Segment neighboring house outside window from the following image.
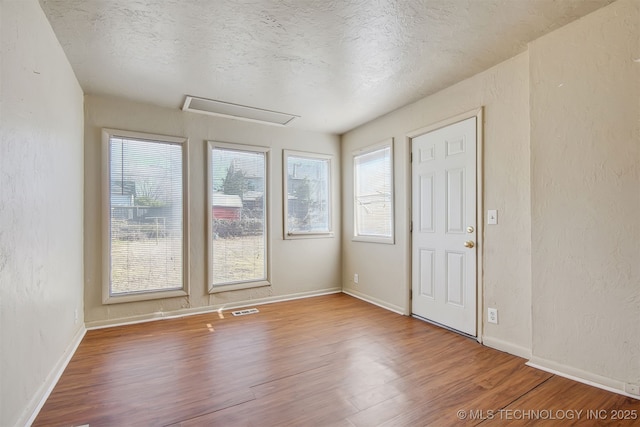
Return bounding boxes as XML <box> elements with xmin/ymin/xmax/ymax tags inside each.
<box><xmin>208</xmin><ymin>142</ymin><xmax>270</xmax><ymax>292</ymax></box>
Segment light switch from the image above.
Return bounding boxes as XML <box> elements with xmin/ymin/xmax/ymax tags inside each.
<box><xmin>487</xmin><ymin>210</ymin><xmax>498</xmax><ymax>225</ymax></box>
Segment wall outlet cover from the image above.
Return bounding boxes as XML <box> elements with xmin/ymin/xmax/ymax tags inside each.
<box><xmin>487</xmin><ymin>308</ymin><xmax>498</xmax><ymax>324</ymax></box>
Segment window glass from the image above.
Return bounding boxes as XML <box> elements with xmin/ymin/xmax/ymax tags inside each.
<box><xmin>354</xmin><ymin>141</ymin><xmax>394</xmax><ymax>243</ymax></box>
<box><xmin>107</xmin><ymin>133</ymin><xmax>186</xmax><ymax>298</ymax></box>
<box><xmin>284</xmin><ymin>151</ymin><xmax>331</xmax><ymax>237</ymax></box>
<box><xmin>210</xmin><ymin>144</ymin><xmax>268</xmax><ymax>287</ymax></box>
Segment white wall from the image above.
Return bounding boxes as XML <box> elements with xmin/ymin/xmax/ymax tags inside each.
<box><xmin>83</xmin><ymin>95</ymin><xmax>341</xmax><ymax>325</ymax></box>
<box><xmin>0</xmin><ymin>1</ymin><xmax>85</xmax><ymax>425</ymax></box>
<box><xmin>341</xmin><ymin>52</ymin><xmax>532</xmax><ymax>355</ymax></box>
<box><xmin>529</xmin><ymin>0</ymin><xmax>640</xmax><ymax>389</ymax></box>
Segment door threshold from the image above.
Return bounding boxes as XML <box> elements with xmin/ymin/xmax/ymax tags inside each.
<box><xmin>412</xmin><ymin>314</ymin><xmax>477</xmax><ymax>340</ymax></box>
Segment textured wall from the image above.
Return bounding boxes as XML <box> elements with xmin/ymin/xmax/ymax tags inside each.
<box><xmin>0</xmin><ymin>1</ymin><xmax>85</xmax><ymax>425</ymax></box>
<box><xmin>83</xmin><ymin>95</ymin><xmax>341</xmax><ymax>325</ymax></box>
<box><xmin>530</xmin><ymin>0</ymin><xmax>640</xmax><ymax>387</ymax></box>
<box><xmin>341</xmin><ymin>52</ymin><xmax>532</xmax><ymax>355</ymax></box>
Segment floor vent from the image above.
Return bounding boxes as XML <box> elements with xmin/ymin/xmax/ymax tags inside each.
<box><xmin>232</xmin><ymin>308</ymin><xmax>260</xmax><ymax>316</ymax></box>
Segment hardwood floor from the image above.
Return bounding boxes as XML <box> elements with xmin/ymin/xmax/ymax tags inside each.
<box><xmin>34</xmin><ymin>294</ymin><xmax>639</xmax><ymax>426</ymax></box>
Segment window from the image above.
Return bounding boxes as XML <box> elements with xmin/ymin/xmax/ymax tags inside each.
<box><xmin>103</xmin><ymin>129</ymin><xmax>189</xmax><ymax>303</ymax></box>
<box><xmin>208</xmin><ymin>142</ymin><xmax>269</xmax><ymax>291</ymax></box>
<box><xmin>284</xmin><ymin>151</ymin><xmax>332</xmax><ymax>238</ymax></box>
<box><xmin>353</xmin><ymin>139</ymin><xmax>394</xmax><ymax>244</ymax></box>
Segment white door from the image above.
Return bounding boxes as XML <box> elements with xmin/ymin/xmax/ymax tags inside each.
<box><xmin>411</xmin><ymin>117</ymin><xmax>477</xmax><ymax>336</ymax></box>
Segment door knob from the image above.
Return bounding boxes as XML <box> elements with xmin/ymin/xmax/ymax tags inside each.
<box><xmin>464</xmin><ymin>240</ymin><xmax>475</xmax><ymax>248</ymax></box>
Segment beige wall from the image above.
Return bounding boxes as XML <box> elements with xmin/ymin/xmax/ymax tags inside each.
<box><xmin>341</xmin><ymin>52</ymin><xmax>532</xmax><ymax>355</ymax></box>
<box><xmin>341</xmin><ymin>0</ymin><xmax>639</xmax><ymax>394</ymax></box>
<box><xmin>529</xmin><ymin>0</ymin><xmax>640</xmax><ymax>388</ymax></box>
<box><xmin>84</xmin><ymin>95</ymin><xmax>341</xmax><ymax>325</ymax></box>
<box><xmin>2</xmin><ymin>4</ymin><xmax>636</xmax><ymax>426</ymax></box>
<box><xmin>0</xmin><ymin>1</ymin><xmax>85</xmax><ymax>425</ymax></box>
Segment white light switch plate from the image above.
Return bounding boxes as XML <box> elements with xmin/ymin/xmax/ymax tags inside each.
<box><xmin>487</xmin><ymin>210</ymin><xmax>498</xmax><ymax>225</ymax></box>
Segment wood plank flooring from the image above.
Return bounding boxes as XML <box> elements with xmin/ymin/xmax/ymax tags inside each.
<box><xmin>34</xmin><ymin>294</ymin><xmax>639</xmax><ymax>426</ymax></box>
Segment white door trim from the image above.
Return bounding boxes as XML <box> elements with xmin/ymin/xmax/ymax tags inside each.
<box><xmin>407</xmin><ymin>107</ymin><xmax>484</xmax><ymax>343</ymax></box>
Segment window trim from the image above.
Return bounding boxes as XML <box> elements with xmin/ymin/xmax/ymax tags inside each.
<box><xmin>283</xmin><ymin>150</ymin><xmax>333</xmax><ymax>239</ymax></box>
<box><xmin>353</xmin><ymin>138</ymin><xmax>395</xmax><ymax>245</ymax></box>
<box><xmin>207</xmin><ymin>141</ymin><xmax>271</xmax><ymax>293</ymax></box>
<box><xmin>101</xmin><ymin>128</ymin><xmax>190</xmax><ymax>304</ymax></box>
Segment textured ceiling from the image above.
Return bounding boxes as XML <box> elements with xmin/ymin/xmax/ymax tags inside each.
<box><xmin>39</xmin><ymin>0</ymin><xmax>614</xmax><ymax>134</ymax></box>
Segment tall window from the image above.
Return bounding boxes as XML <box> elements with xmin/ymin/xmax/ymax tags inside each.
<box><xmin>284</xmin><ymin>151</ymin><xmax>332</xmax><ymax>238</ymax></box>
<box><xmin>353</xmin><ymin>139</ymin><xmax>394</xmax><ymax>244</ymax></box>
<box><xmin>208</xmin><ymin>142</ymin><xmax>269</xmax><ymax>290</ymax></box>
<box><xmin>103</xmin><ymin>129</ymin><xmax>188</xmax><ymax>303</ymax></box>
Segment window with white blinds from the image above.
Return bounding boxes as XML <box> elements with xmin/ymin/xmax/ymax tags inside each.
<box><xmin>284</xmin><ymin>151</ymin><xmax>332</xmax><ymax>238</ymax></box>
<box><xmin>103</xmin><ymin>129</ymin><xmax>188</xmax><ymax>302</ymax></box>
<box><xmin>353</xmin><ymin>140</ymin><xmax>394</xmax><ymax>244</ymax></box>
<box><xmin>208</xmin><ymin>142</ymin><xmax>269</xmax><ymax>291</ymax></box>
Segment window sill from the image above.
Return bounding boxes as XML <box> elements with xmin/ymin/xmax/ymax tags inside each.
<box><xmin>284</xmin><ymin>231</ymin><xmax>334</xmax><ymax>240</ymax></box>
<box><xmin>209</xmin><ymin>280</ymin><xmax>271</xmax><ymax>294</ymax></box>
<box><xmin>103</xmin><ymin>288</ymin><xmax>188</xmax><ymax>305</ymax></box>
<box><xmin>352</xmin><ymin>235</ymin><xmax>395</xmax><ymax>245</ymax></box>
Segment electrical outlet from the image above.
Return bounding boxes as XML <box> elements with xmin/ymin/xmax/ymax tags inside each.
<box><xmin>354</xmin><ymin>273</ymin><xmax>359</xmax><ymax>284</ymax></box>
<box><xmin>625</xmin><ymin>383</ymin><xmax>640</xmax><ymax>396</ymax></box>
<box><xmin>488</xmin><ymin>308</ymin><xmax>498</xmax><ymax>324</ymax></box>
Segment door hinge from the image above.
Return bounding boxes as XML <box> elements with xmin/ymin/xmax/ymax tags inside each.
<box><xmin>410</xmin><ymin>221</ymin><xmax>413</xmax><ymax>232</ymax></box>
<box><xmin>410</xmin><ymin>289</ymin><xmax>413</xmax><ymax>300</ymax></box>
<box><xmin>410</xmin><ymin>152</ymin><xmax>413</xmax><ymax>163</ymax></box>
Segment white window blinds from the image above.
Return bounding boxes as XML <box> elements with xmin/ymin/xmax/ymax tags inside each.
<box><xmin>209</xmin><ymin>144</ymin><xmax>268</xmax><ymax>287</ymax></box>
<box><xmin>284</xmin><ymin>151</ymin><xmax>332</xmax><ymax>236</ymax></box>
<box><xmin>108</xmin><ymin>135</ymin><xmax>185</xmax><ymax>296</ymax></box>
<box><xmin>354</xmin><ymin>142</ymin><xmax>394</xmax><ymax>242</ymax></box>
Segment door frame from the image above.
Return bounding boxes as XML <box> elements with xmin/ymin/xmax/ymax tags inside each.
<box><xmin>406</xmin><ymin>107</ymin><xmax>484</xmax><ymax>343</ymax></box>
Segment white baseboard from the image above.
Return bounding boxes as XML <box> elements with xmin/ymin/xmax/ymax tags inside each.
<box><xmin>527</xmin><ymin>356</ymin><xmax>639</xmax><ymax>400</ymax></box>
<box><xmin>22</xmin><ymin>324</ymin><xmax>86</xmax><ymax>427</ymax></box>
<box><xmin>482</xmin><ymin>336</ymin><xmax>532</xmax><ymax>359</ymax></box>
<box><xmin>342</xmin><ymin>289</ymin><xmax>406</xmax><ymax>315</ymax></box>
<box><xmin>86</xmin><ymin>288</ymin><xmax>342</xmax><ymax>330</ymax></box>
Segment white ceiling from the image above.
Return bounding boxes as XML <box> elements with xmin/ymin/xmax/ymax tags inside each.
<box><xmin>40</xmin><ymin>0</ymin><xmax>614</xmax><ymax>134</ymax></box>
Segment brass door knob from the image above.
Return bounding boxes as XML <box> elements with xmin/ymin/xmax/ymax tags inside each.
<box><xmin>464</xmin><ymin>240</ymin><xmax>475</xmax><ymax>248</ymax></box>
